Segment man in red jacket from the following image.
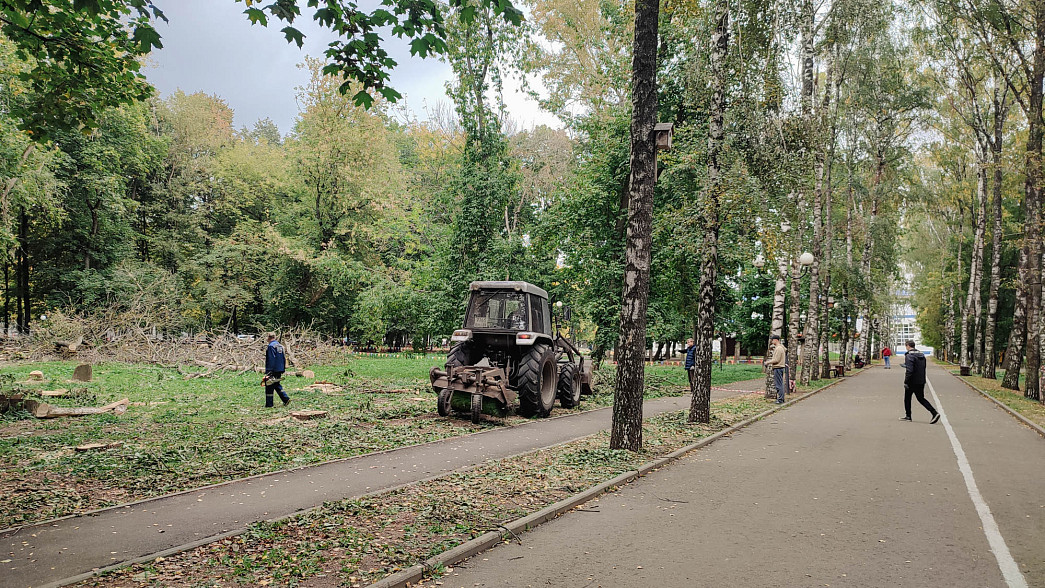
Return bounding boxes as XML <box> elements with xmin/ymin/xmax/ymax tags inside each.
<box><xmin>882</xmin><ymin>345</ymin><xmax>892</xmax><ymax>369</ymax></box>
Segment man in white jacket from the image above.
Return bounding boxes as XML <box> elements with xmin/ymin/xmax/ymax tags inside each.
<box><xmin>764</xmin><ymin>334</ymin><xmax>787</xmax><ymax>404</ymax></box>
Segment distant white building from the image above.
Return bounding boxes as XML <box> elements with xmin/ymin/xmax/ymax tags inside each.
<box><xmin>889</xmin><ymin>283</ymin><xmax>933</xmax><ymax>356</ymax></box>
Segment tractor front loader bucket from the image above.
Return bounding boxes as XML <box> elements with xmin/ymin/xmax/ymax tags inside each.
<box><xmin>431</xmin><ymin>365</ymin><xmax>518</xmax><ymax>423</ymax></box>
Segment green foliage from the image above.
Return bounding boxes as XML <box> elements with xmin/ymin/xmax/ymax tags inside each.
<box><xmin>0</xmin><ymin>1</ymin><xmax>162</xmax><ymax>138</ymax></box>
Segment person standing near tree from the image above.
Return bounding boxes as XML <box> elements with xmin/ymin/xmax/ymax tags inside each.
<box><xmin>900</xmin><ymin>340</ymin><xmax>939</xmax><ymax>423</ymax></box>
<box><xmin>264</xmin><ymin>332</ymin><xmax>291</xmax><ymax>408</ymax></box>
<box><xmin>882</xmin><ymin>345</ymin><xmax>892</xmax><ymax>369</ymax></box>
<box><xmin>684</xmin><ymin>338</ymin><xmax>697</xmax><ymax>388</ymax></box>
<box><xmin>764</xmin><ymin>334</ymin><xmax>787</xmax><ymax>404</ymax></box>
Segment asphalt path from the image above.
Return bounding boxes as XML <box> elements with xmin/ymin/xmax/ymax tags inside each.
<box><xmin>430</xmin><ymin>362</ymin><xmax>1045</xmax><ymax>588</ymax></box>
<box><xmin>1</xmin><ymin>378</ymin><xmax>763</xmax><ymax>588</ymax></box>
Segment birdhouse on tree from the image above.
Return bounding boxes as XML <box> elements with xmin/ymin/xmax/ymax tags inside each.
<box><xmin>655</xmin><ymin>122</ymin><xmax>674</xmax><ymax>151</ymax></box>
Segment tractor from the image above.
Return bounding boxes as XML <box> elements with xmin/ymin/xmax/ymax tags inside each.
<box><xmin>430</xmin><ymin>281</ymin><xmax>593</xmax><ymax>423</ymax></box>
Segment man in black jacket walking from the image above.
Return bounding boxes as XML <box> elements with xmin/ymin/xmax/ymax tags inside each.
<box><xmin>900</xmin><ymin>340</ymin><xmax>939</xmax><ymax>424</ymax></box>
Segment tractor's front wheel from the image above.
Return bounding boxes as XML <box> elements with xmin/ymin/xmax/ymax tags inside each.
<box><xmin>557</xmin><ymin>362</ymin><xmax>582</xmax><ymax>408</ymax></box>
<box><xmin>516</xmin><ymin>343</ymin><xmax>557</xmax><ymax>417</ymax></box>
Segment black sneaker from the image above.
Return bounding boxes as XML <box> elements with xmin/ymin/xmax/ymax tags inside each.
<box><xmin>930</xmin><ymin>413</ymin><xmax>940</xmax><ymax>424</ymax></box>
<box><xmin>899</xmin><ymin>416</ymin><xmax>912</xmax><ymax>421</ymax></box>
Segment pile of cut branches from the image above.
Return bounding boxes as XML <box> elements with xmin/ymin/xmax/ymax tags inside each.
<box><xmin>1</xmin><ymin>310</ymin><xmax>349</xmax><ymax>371</ymax></box>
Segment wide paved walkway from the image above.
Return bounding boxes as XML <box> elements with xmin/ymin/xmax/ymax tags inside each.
<box><xmin>1</xmin><ymin>381</ymin><xmax>761</xmax><ymax>588</ymax></box>
<box><xmin>431</xmin><ymin>362</ymin><xmax>1045</xmax><ymax>587</ymax></box>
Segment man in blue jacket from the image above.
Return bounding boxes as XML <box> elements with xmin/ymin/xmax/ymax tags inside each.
<box><xmin>684</xmin><ymin>337</ymin><xmax>697</xmax><ymax>388</ymax></box>
<box><xmin>264</xmin><ymin>332</ymin><xmax>291</xmax><ymax>408</ymax></box>
<box><xmin>900</xmin><ymin>339</ymin><xmax>938</xmax><ymax>423</ymax></box>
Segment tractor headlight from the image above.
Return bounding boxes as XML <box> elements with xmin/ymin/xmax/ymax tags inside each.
<box><xmin>451</xmin><ymin>329</ymin><xmax>473</xmax><ymax>342</ymax></box>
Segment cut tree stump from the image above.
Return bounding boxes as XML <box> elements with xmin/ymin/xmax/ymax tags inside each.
<box><xmin>297</xmin><ymin>370</ymin><xmax>316</xmax><ymax>379</ymax></box>
<box><xmin>0</xmin><ymin>393</ymin><xmax>25</xmax><ymax>412</ymax></box>
<box><xmin>290</xmin><ymin>410</ymin><xmax>327</xmax><ymax>421</ymax></box>
<box><xmin>28</xmin><ymin>370</ymin><xmax>44</xmax><ymax>381</ymax></box>
<box><xmin>23</xmin><ymin>399</ymin><xmax>51</xmax><ymax>418</ymax></box>
<box><xmin>72</xmin><ymin>363</ymin><xmax>93</xmax><ymax>382</ymax></box>
<box><xmin>41</xmin><ymin>389</ymin><xmax>69</xmax><ymax>397</ymax></box>
<box><xmin>75</xmin><ymin>441</ymin><xmax>123</xmax><ymax>452</ymax></box>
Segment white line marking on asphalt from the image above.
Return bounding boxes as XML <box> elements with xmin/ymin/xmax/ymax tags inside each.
<box><xmin>927</xmin><ymin>378</ymin><xmax>1027</xmax><ymax>588</ymax></box>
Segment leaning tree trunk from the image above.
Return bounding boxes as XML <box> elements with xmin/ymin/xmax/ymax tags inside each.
<box><xmin>610</xmin><ymin>0</ymin><xmax>660</xmax><ymax>451</ymax></box>
<box><xmin>689</xmin><ymin>0</ymin><xmax>728</xmax><ymax>424</ymax></box>
<box><xmin>961</xmin><ymin>157</ymin><xmax>988</xmax><ymax>373</ymax></box>
<box><xmin>765</xmin><ymin>264</ymin><xmax>787</xmax><ymax>399</ymax></box>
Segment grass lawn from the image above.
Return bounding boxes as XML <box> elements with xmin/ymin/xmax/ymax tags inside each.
<box><xmin>0</xmin><ymin>358</ymin><xmax>765</xmax><ymax>529</ymax></box>
<box><xmin>957</xmin><ymin>374</ymin><xmax>1045</xmax><ymax>429</ymax></box>
<box><xmin>931</xmin><ymin>358</ymin><xmax>1044</xmax><ymax>428</ymax></box>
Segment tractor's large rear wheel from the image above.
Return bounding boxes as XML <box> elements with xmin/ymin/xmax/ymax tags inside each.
<box><xmin>557</xmin><ymin>362</ymin><xmax>582</xmax><ymax>408</ymax></box>
<box><xmin>516</xmin><ymin>343</ymin><xmax>557</xmax><ymax>417</ymax></box>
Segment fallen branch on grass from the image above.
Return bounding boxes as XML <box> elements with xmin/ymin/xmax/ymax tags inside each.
<box><xmin>24</xmin><ymin>398</ymin><xmax>129</xmax><ymax>419</ymax></box>
<box><xmin>75</xmin><ymin>441</ymin><xmax>123</xmax><ymax>452</ymax></box>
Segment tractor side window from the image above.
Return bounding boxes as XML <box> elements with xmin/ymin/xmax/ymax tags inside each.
<box><xmin>542</xmin><ymin>299</ymin><xmax>553</xmax><ymax>334</ymax></box>
<box><xmin>531</xmin><ymin>295</ymin><xmax>546</xmax><ymax>334</ymax></box>
<box><xmin>466</xmin><ymin>291</ymin><xmax>529</xmax><ymax>330</ymax></box>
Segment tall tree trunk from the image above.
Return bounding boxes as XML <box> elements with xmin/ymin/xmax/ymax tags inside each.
<box><xmin>17</xmin><ymin>208</ymin><xmax>29</xmax><ymax>335</ymax></box>
<box><xmin>945</xmin><ymin>284</ymin><xmax>956</xmax><ymax>362</ymax></box>
<box><xmin>3</xmin><ymin>260</ymin><xmax>8</xmax><ymax>336</ymax></box>
<box><xmin>820</xmin><ymin>174</ymin><xmax>834</xmax><ymax>379</ymax></box>
<box><xmin>984</xmin><ymin>115</ymin><xmax>1003</xmax><ymax>377</ymax></box>
<box><xmin>804</xmin><ymin>63</ymin><xmax>836</xmax><ymax>384</ymax></box>
<box><xmin>611</xmin><ymin>0</ymin><xmax>660</xmax><ymax>451</ymax></box>
<box><xmin>842</xmin><ymin>175</ymin><xmax>854</xmax><ymax>368</ymax></box>
<box><xmin>800</xmin><ymin>0</ymin><xmax>814</xmax><ymax>115</ymax></box>
<box><xmin>765</xmin><ymin>263</ymin><xmax>787</xmax><ymax>399</ymax></box>
<box><xmin>841</xmin><ymin>302</ymin><xmax>851</xmax><ymax>368</ymax></box>
<box><xmin>689</xmin><ymin>0</ymin><xmax>728</xmax><ymax>424</ymax></box>
<box><xmin>961</xmin><ymin>156</ymin><xmax>988</xmax><ymax>372</ymax></box>
<box><xmin>787</xmin><ymin>258</ymin><xmax>802</xmax><ymax>382</ymax></box>
<box><xmin>1022</xmin><ymin>15</ymin><xmax>1045</xmax><ymax>401</ymax></box>
<box><xmin>801</xmin><ymin>176</ymin><xmax>823</xmax><ymax>385</ymax></box>
<box><xmin>1002</xmin><ymin>248</ymin><xmax>1027</xmax><ymax>389</ymax></box>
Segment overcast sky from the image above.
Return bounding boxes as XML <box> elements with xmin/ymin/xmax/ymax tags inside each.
<box><xmin>144</xmin><ymin>1</ymin><xmax>559</xmax><ymax>136</ymax></box>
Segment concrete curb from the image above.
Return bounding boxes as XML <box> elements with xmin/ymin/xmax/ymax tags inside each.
<box><xmin>367</xmin><ymin>374</ymin><xmax>851</xmax><ymax>588</ymax></box>
<box><xmin>955</xmin><ymin>376</ymin><xmax>1045</xmax><ymax>440</ymax></box>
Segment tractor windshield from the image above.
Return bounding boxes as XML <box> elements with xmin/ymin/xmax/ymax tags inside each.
<box><xmin>466</xmin><ymin>290</ymin><xmax>529</xmax><ymax>331</ymax></box>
